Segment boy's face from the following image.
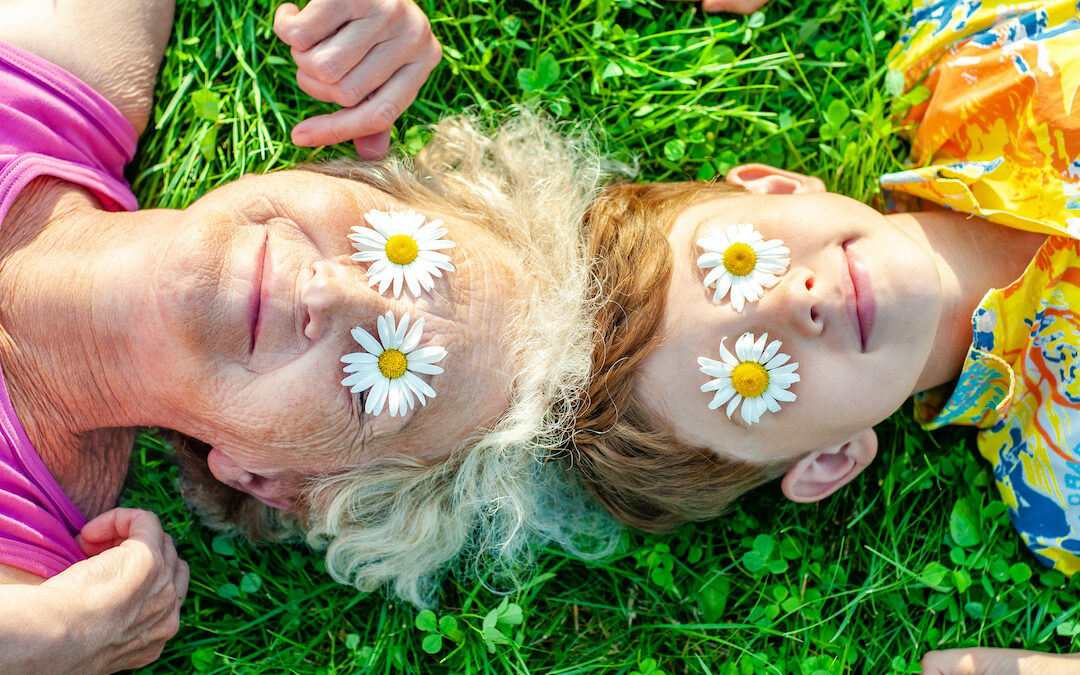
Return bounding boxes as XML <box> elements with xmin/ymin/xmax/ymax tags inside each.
<box><xmin>637</xmin><ymin>188</ymin><xmax>943</xmax><ymax>481</ymax></box>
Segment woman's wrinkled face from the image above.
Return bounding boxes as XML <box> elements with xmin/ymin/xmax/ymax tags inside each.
<box><xmin>638</xmin><ymin>193</ymin><xmax>943</xmax><ymax>462</ymax></box>
<box><xmin>137</xmin><ymin>170</ymin><xmax>522</xmax><ymax>487</ymax></box>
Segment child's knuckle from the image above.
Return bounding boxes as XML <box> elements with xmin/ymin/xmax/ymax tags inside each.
<box><xmin>336</xmin><ymin>82</ymin><xmax>365</xmax><ymax>108</ymax></box>
<box><xmin>368</xmin><ymin>99</ymin><xmax>401</xmax><ymax>129</ymax></box>
<box><xmin>312</xmin><ymin>52</ymin><xmax>346</xmax><ymax>83</ymax></box>
<box><xmin>288</xmin><ymin>27</ymin><xmax>317</xmax><ymax>51</ymax></box>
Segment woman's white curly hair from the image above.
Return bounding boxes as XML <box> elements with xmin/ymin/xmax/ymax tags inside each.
<box><xmin>178</xmin><ymin>110</ymin><xmax>621</xmax><ymax>607</ymax></box>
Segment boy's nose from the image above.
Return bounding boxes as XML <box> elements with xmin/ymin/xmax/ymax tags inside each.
<box><xmin>302</xmin><ymin>260</ymin><xmax>375</xmax><ymax>340</ymax></box>
<box><xmin>770</xmin><ymin>268</ymin><xmax>822</xmax><ymax>338</ymax></box>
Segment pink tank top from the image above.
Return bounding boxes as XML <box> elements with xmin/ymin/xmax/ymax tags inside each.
<box><xmin>0</xmin><ymin>40</ymin><xmax>138</xmax><ymax>578</ymax></box>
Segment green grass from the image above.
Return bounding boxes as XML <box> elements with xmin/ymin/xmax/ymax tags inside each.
<box><xmin>124</xmin><ymin>0</ymin><xmax>1080</xmax><ymax>672</ymax></box>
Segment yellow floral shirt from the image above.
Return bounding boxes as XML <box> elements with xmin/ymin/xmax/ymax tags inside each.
<box><xmin>886</xmin><ymin>0</ymin><xmax>1080</xmax><ymax>574</ymax></box>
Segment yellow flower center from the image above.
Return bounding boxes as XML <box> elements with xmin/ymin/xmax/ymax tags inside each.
<box><xmin>731</xmin><ymin>361</ymin><xmax>769</xmax><ymax>398</ymax></box>
<box><xmin>385</xmin><ymin>234</ymin><xmax>419</xmax><ymax>265</ymax></box>
<box><xmin>723</xmin><ymin>243</ymin><xmax>757</xmax><ymax>277</ymax></box>
<box><xmin>377</xmin><ymin>349</ymin><xmax>408</xmax><ymax>379</ymax></box>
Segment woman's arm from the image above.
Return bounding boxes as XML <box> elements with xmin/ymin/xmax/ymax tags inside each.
<box><xmin>0</xmin><ymin>0</ymin><xmax>175</xmax><ymax>135</ymax></box>
<box><xmin>0</xmin><ymin>508</ymin><xmax>189</xmax><ymax>674</ymax></box>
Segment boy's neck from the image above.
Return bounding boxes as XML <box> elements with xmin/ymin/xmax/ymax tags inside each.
<box><xmin>885</xmin><ymin>210</ymin><xmax>1047</xmax><ymax>393</ymax></box>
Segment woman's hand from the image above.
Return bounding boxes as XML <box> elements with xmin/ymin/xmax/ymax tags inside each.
<box><xmin>922</xmin><ymin>648</ymin><xmax>1080</xmax><ymax>674</ymax></box>
<box><xmin>273</xmin><ymin>0</ymin><xmax>442</xmax><ymax>159</ymax></box>
<box><xmin>0</xmin><ymin>508</ymin><xmax>189</xmax><ymax>674</ymax></box>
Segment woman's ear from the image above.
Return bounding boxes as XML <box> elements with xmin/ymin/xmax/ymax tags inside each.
<box><xmin>206</xmin><ymin>447</ymin><xmax>294</xmax><ymax>510</ymax></box>
<box><xmin>725</xmin><ymin>163</ymin><xmax>827</xmax><ymax>195</ymax></box>
<box><xmin>779</xmin><ymin>428</ymin><xmax>878</xmax><ymax>503</ymax></box>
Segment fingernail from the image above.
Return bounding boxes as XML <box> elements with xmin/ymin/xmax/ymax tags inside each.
<box><xmin>293</xmin><ymin>131</ymin><xmax>311</xmax><ymax>146</ymax></box>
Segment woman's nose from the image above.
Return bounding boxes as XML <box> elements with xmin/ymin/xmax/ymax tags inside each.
<box><xmin>302</xmin><ymin>260</ymin><xmax>365</xmax><ymax>340</ymax></box>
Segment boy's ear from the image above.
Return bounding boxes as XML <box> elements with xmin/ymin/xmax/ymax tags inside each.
<box><xmin>725</xmin><ymin>163</ymin><xmax>827</xmax><ymax>195</ymax></box>
<box><xmin>206</xmin><ymin>447</ymin><xmax>294</xmax><ymax>510</ymax></box>
<box><xmin>780</xmin><ymin>428</ymin><xmax>878</xmax><ymax>503</ymax></box>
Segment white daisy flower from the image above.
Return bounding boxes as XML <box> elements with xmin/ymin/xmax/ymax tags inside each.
<box><xmin>698</xmin><ymin>332</ymin><xmax>800</xmax><ymax>425</ymax></box>
<box><xmin>349</xmin><ymin>209</ymin><xmax>455</xmax><ymax>298</ymax></box>
<box><xmin>697</xmin><ymin>223</ymin><xmax>790</xmax><ymax>312</ymax></box>
<box><xmin>341</xmin><ymin>311</ymin><xmax>447</xmax><ymax>417</ymax></box>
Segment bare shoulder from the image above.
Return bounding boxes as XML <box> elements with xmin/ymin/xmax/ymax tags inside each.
<box><xmin>0</xmin><ymin>563</ymin><xmax>44</xmax><ymax>585</ymax></box>
<box><xmin>0</xmin><ymin>0</ymin><xmax>176</xmax><ymax>135</ymax></box>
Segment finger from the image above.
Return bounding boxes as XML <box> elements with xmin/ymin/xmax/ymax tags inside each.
<box><xmin>160</xmin><ymin>533</ymin><xmax>180</xmax><ymax>584</ymax></box>
<box><xmin>291</xmin><ymin>18</ymin><xmax>380</xmax><ymax>85</ymax></box>
<box><xmin>275</xmin><ymin>0</ymin><xmax>358</xmax><ymax>52</ymax></box>
<box><xmin>918</xmin><ymin>650</ymin><xmax>979</xmax><ymax>675</ymax></box>
<box><xmin>702</xmin><ymin>0</ymin><xmax>770</xmax><ymax>13</ymax></box>
<box><xmin>295</xmin><ymin>27</ymin><xmax>439</xmax><ymax>109</ymax></box>
<box><xmin>293</xmin><ymin>56</ymin><xmax>434</xmax><ymax>146</ymax></box>
<box><xmin>293</xmin><ymin>38</ymin><xmax>405</xmax><ymax>109</ymax></box>
<box><xmin>272</xmin><ymin>3</ymin><xmax>300</xmax><ymax>43</ymax></box>
<box><xmin>175</xmin><ymin>558</ymin><xmax>190</xmax><ymax>603</ymax></box>
<box><xmin>77</xmin><ymin>508</ymin><xmax>164</xmax><ymax>556</ymax></box>
<box><xmin>353</xmin><ymin>130</ymin><xmax>392</xmax><ymax>160</ymax></box>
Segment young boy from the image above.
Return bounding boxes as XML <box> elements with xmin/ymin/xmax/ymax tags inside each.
<box><xmin>573</xmin><ymin>4</ymin><xmax>1080</xmax><ymax>670</ymax></box>
<box><xmin>574</xmin><ymin>0</ymin><xmax>1080</xmax><ymax>584</ymax></box>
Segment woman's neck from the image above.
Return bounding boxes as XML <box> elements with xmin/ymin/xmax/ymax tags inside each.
<box><xmin>887</xmin><ymin>209</ymin><xmax>1047</xmax><ymax>394</ymax></box>
<box><xmin>0</xmin><ymin>179</ymin><xmax>175</xmax><ymax>516</ymax></box>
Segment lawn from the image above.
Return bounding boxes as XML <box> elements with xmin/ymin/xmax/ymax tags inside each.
<box><xmin>124</xmin><ymin>0</ymin><xmax>1080</xmax><ymax>672</ymax></box>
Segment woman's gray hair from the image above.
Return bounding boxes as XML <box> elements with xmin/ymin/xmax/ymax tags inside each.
<box><xmin>178</xmin><ymin>110</ymin><xmax>620</xmax><ymax>607</ymax></box>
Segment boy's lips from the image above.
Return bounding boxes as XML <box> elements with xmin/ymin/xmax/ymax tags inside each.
<box><xmin>842</xmin><ymin>242</ymin><xmax>875</xmax><ymax>351</ymax></box>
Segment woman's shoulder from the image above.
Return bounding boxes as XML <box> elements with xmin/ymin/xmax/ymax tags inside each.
<box><xmin>0</xmin><ymin>0</ymin><xmax>175</xmax><ymax>135</ymax></box>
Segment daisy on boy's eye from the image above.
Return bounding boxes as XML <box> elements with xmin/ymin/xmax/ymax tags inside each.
<box><xmin>349</xmin><ymin>209</ymin><xmax>455</xmax><ymax>298</ymax></box>
<box><xmin>697</xmin><ymin>223</ymin><xmax>789</xmax><ymax>312</ymax></box>
<box><xmin>341</xmin><ymin>310</ymin><xmax>447</xmax><ymax>417</ymax></box>
<box><xmin>698</xmin><ymin>332</ymin><xmax>799</xmax><ymax>425</ymax></box>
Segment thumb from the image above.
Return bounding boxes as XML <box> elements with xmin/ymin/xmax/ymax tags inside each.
<box><xmin>353</xmin><ymin>131</ymin><xmax>392</xmax><ymax>160</ymax></box>
<box><xmin>76</xmin><ymin>508</ymin><xmax>164</xmax><ymax>558</ymax></box>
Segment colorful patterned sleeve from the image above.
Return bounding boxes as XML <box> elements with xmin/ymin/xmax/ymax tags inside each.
<box><xmin>881</xmin><ymin>0</ymin><xmax>1080</xmax><ymax>236</ymax></box>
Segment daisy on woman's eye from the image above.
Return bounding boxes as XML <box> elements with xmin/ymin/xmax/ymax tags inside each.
<box><xmin>697</xmin><ymin>223</ymin><xmax>790</xmax><ymax>312</ymax></box>
<box><xmin>348</xmin><ymin>209</ymin><xmax>455</xmax><ymax>298</ymax></box>
<box><xmin>341</xmin><ymin>311</ymin><xmax>447</xmax><ymax>417</ymax></box>
<box><xmin>698</xmin><ymin>332</ymin><xmax>799</xmax><ymax>425</ymax></box>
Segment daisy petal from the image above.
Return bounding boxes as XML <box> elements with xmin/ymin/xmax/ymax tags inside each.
<box><xmin>699</xmin><ymin>331</ymin><xmax>799</xmax><ymax>424</ymax></box>
<box><xmin>366</xmin><ymin>377</ymin><xmax>389</xmax><ymax>416</ymax></box>
<box><xmin>400</xmin><ymin>317</ymin><xmax>425</xmax><ymax>353</ymax></box>
<box><xmin>342</xmin><ymin>310</ymin><xmax>447</xmax><ymax>417</ymax></box>
<box><xmin>725</xmin><ymin>394</ymin><xmax>742</xmax><ymax>419</ymax></box>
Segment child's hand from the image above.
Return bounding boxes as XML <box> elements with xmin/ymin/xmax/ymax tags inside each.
<box><xmin>698</xmin><ymin>0</ymin><xmax>771</xmax><ymax>14</ymax></box>
<box><xmin>921</xmin><ymin>648</ymin><xmax>1080</xmax><ymax>674</ymax></box>
<box><xmin>273</xmin><ymin>0</ymin><xmax>442</xmax><ymax>159</ymax></box>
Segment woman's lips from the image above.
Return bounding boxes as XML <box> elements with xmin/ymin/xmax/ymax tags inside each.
<box><xmin>842</xmin><ymin>242</ymin><xmax>876</xmax><ymax>351</ymax></box>
<box><xmin>250</xmin><ymin>232</ymin><xmax>269</xmax><ymax>354</ymax></box>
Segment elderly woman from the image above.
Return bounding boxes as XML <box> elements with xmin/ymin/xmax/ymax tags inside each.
<box><xmin>0</xmin><ymin>0</ymin><xmax>610</xmax><ymax>670</ymax></box>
